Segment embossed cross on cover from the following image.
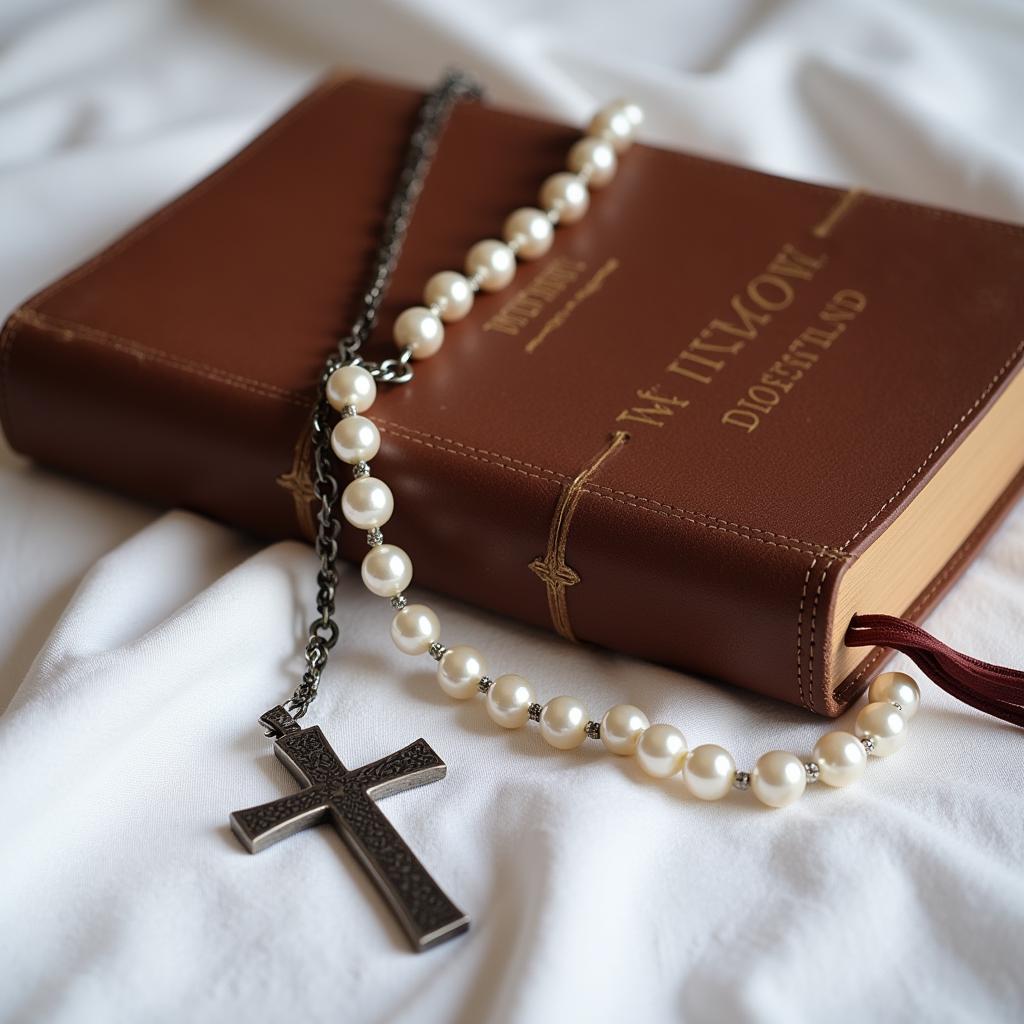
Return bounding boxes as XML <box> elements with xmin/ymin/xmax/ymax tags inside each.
<box><xmin>230</xmin><ymin>707</ymin><xmax>468</xmax><ymax>951</ymax></box>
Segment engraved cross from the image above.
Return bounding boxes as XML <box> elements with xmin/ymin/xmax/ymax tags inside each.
<box><xmin>230</xmin><ymin>706</ymin><xmax>468</xmax><ymax>951</ymax></box>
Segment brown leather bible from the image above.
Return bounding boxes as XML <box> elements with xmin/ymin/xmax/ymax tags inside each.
<box><xmin>3</xmin><ymin>72</ymin><xmax>1023</xmax><ymax>716</ymax></box>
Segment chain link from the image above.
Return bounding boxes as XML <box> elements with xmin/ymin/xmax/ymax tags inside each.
<box><xmin>282</xmin><ymin>68</ymin><xmax>483</xmax><ymax>722</ymax></box>
<box><xmin>336</xmin><ymin>68</ymin><xmax>483</xmax><ymax>381</ymax></box>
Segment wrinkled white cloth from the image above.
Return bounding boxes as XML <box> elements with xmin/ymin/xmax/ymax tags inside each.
<box><xmin>1</xmin><ymin>2</ymin><xmax>1023</xmax><ymax>1022</ymax></box>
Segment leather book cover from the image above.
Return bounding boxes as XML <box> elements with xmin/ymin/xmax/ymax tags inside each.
<box><xmin>3</xmin><ymin>72</ymin><xmax>1024</xmax><ymax>715</ymax></box>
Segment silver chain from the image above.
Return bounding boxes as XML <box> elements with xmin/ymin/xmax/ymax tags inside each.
<box><xmin>281</xmin><ymin>68</ymin><xmax>484</xmax><ymax>723</ymax></box>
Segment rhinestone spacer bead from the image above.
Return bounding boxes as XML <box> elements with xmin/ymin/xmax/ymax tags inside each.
<box><xmin>389</xmin><ymin>594</ymin><xmax>408</xmax><ymax>610</ymax></box>
<box><xmin>860</xmin><ymin>735</ymin><xmax>876</xmax><ymax>753</ymax></box>
<box><xmin>366</xmin><ymin>528</ymin><xmax>383</xmax><ymax>547</ymax></box>
<box><xmin>352</xmin><ymin>461</ymin><xmax>371</xmax><ymax>478</ymax></box>
<box><xmin>804</xmin><ymin>762</ymin><xmax>821</xmax><ymax>784</ymax></box>
<box><xmin>733</xmin><ymin>771</ymin><xmax>751</xmax><ymax>791</ymax></box>
<box><xmin>527</xmin><ymin>703</ymin><xmax>543</xmax><ymax>722</ymax></box>
<box><xmin>585</xmin><ymin>720</ymin><xmax>601</xmax><ymax>740</ymax></box>
<box><xmin>428</xmin><ymin>642</ymin><xmax>448</xmax><ymax>662</ymax></box>
<box><xmin>478</xmin><ymin>675</ymin><xmax>493</xmax><ymax>694</ymax></box>
<box><xmin>339</xmin><ymin>404</ymin><xmax>356</xmax><ymax>419</ymax></box>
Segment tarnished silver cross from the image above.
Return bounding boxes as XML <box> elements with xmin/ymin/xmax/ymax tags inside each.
<box><xmin>230</xmin><ymin>705</ymin><xmax>468</xmax><ymax>952</ymax></box>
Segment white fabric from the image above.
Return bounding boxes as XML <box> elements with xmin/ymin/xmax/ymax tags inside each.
<box><xmin>2</xmin><ymin>2</ymin><xmax>1023</xmax><ymax>1021</ymax></box>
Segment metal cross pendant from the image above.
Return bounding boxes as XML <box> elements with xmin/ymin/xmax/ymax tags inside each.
<box><xmin>230</xmin><ymin>706</ymin><xmax>469</xmax><ymax>952</ymax></box>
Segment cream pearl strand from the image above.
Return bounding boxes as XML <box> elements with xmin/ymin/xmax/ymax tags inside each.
<box><xmin>325</xmin><ymin>362</ymin><xmax>922</xmax><ymax>808</ymax></box>
<box><xmin>323</xmin><ymin>98</ymin><xmax>921</xmax><ymax>809</ymax></box>
<box><xmin>378</xmin><ymin>98</ymin><xmax>643</xmax><ymax>362</ymax></box>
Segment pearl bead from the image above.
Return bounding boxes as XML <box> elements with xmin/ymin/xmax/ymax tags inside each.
<box><xmin>588</xmin><ymin>99</ymin><xmax>643</xmax><ymax>153</ymax></box>
<box><xmin>326</xmin><ymin>364</ymin><xmax>376</xmax><ymax>413</ymax></box>
<box><xmin>393</xmin><ymin>306</ymin><xmax>444</xmax><ymax>360</ymax></box>
<box><xmin>502</xmin><ymin>207</ymin><xmax>554</xmax><ymax>260</ymax></box>
<box><xmin>486</xmin><ymin>673</ymin><xmax>534</xmax><ymax>729</ymax></box>
<box><xmin>812</xmin><ymin>730</ymin><xmax>867</xmax><ymax>787</ymax></box>
<box><xmin>539</xmin><ymin>173</ymin><xmax>589</xmax><ymax>224</ymax></box>
<box><xmin>465</xmin><ymin>239</ymin><xmax>516</xmax><ymax>292</ymax></box>
<box><xmin>868</xmin><ymin>671</ymin><xmax>921</xmax><ymax>720</ymax></box>
<box><xmin>566</xmin><ymin>137</ymin><xmax>617</xmax><ymax>188</ymax></box>
<box><xmin>438</xmin><ymin>645</ymin><xmax>486</xmax><ymax>700</ymax></box>
<box><xmin>390</xmin><ymin>604</ymin><xmax>440</xmax><ymax>656</ymax></box>
<box><xmin>540</xmin><ymin>696</ymin><xmax>588</xmax><ymax>750</ymax></box>
<box><xmin>341</xmin><ymin>476</ymin><xmax>393</xmax><ymax>530</ymax></box>
<box><xmin>423</xmin><ymin>271</ymin><xmax>474</xmax><ymax>323</ymax></box>
<box><xmin>600</xmin><ymin>704</ymin><xmax>649</xmax><ymax>755</ymax></box>
<box><xmin>330</xmin><ymin>415</ymin><xmax>380</xmax><ymax>464</ymax></box>
<box><xmin>360</xmin><ymin>543</ymin><xmax>412</xmax><ymax>597</ymax></box>
<box><xmin>855</xmin><ymin>701</ymin><xmax>908</xmax><ymax>756</ymax></box>
<box><xmin>683</xmin><ymin>744</ymin><xmax>736</xmax><ymax>801</ymax></box>
<box><xmin>636</xmin><ymin>724</ymin><xmax>687</xmax><ymax>779</ymax></box>
<box><xmin>751</xmin><ymin>751</ymin><xmax>806</xmax><ymax>808</ymax></box>
<box><xmin>620</xmin><ymin>100</ymin><xmax>645</xmax><ymax>127</ymax></box>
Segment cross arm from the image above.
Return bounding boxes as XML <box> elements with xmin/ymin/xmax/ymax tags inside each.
<box><xmin>230</xmin><ymin>784</ymin><xmax>331</xmax><ymax>853</ymax></box>
<box><xmin>350</xmin><ymin>738</ymin><xmax>446</xmax><ymax>798</ymax></box>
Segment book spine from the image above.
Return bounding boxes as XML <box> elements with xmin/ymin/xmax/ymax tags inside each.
<box><xmin>0</xmin><ymin>307</ymin><xmax>850</xmax><ymax>717</ymax></box>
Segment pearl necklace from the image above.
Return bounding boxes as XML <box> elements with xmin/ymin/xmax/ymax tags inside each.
<box><xmin>322</xmin><ymin>97</ymin><xmax>921</xmax><ymax>810</ymax></box>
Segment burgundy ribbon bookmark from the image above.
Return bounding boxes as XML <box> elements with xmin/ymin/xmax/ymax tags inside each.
<box><xmin>845</xmin><ymin>614</ymin><xmax>1024</xmax><ymax>727</ymax></box>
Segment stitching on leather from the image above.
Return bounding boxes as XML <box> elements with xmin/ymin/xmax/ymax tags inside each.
<box><xmin>841</xmin><ymin>340</ymin><xmax>1024</xmax><ymax>550</ymax></box>
<box><xmin>582</xmin><ymin>490</ymin><xmax>842</xmax><ymax>555</ymax></box>
<box><xmin>585</xmin><ymin>486</ymin><xmax>846</xmax><ymax>554</ymax></box>
<box><xmin>844</xmin><ymin>648</ymin><xmax>887</xmax><ymax>699</ymax></box>
<box><xmin>379</xmin><ymin>424</ymin><xmax>562</xmax><ymax>487</ymax></box>
<box><xmin>379</xmin><ymin>422</ymin><xmax>845</xmax><ymax>558</ymax></box>
<box><xmin>16</xmin><ymin>309</ymin><xmax>311</xmax><ymax>408</ymax></box>
<box><xmin>795</xmin><ymin>557</ymin><xmax>818</xmax><ymax>712</ymax></box>
<box><xmin>375</xmin><ymin>417</ymin><xmax>567</xmax><ymax>480</ymax></box>
<box><xmin>375</xmin><ymin>418</ymin><xmax>848</xmax><ymax>555</ymax></box>
<box><xmin>807</xmin><ymin>556</ymin><xmax>839</xmax><ymax>713</ymax></box>
<box><xmin>26</xmin><ymin>76</ymin><xmax>348</xmax><ymax>311</ymax></box>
